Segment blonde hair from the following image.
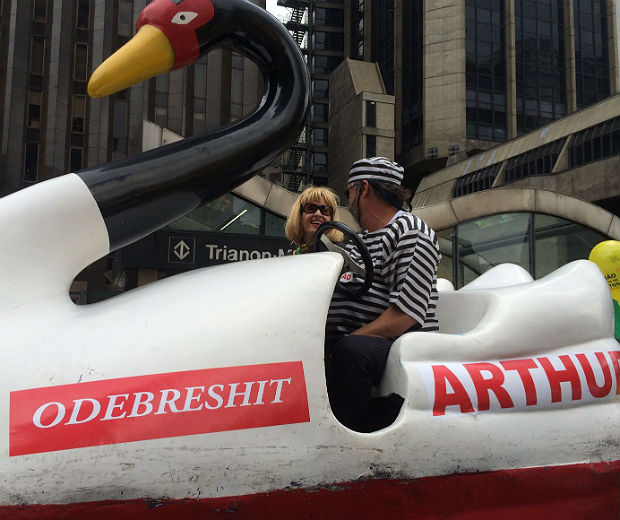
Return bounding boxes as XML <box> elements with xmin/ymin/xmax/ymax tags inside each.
<box><xmin>285</xmin><ymin>186</ymin><xmax>344</xmax><ymax>245</ymax></box>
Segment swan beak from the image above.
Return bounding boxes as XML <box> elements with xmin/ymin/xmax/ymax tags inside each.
<box><xmin>88</xmin><ymin>25</ymin><xmax>175</xmax><ymax>98</ymax></box>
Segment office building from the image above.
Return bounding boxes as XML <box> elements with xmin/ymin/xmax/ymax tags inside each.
<box><xmin>282</xmin><ymin>1</ymin><xmax>620</xmax><ymax>193</ymax></box>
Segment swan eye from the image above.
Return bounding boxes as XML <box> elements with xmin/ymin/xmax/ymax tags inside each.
<box><xmin>171</xmin><ymin>12</ymin><xmax>198</xmax><ymax>24</ymax></box>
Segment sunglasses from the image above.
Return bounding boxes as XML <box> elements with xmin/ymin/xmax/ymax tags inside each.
<box><xmin>301</xmin><ymin>203</ymin><xmax>334</xmax><ymax>217</ymax></box>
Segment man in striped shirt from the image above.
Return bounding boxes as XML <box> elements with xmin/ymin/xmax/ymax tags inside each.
<box><xmin>326</xmin><ymin>157</ymin><xmax>441</xmax><ymax>432</ymax></box>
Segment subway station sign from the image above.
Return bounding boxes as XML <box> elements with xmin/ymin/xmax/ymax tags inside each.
<box><xmin>122</xmin><ymin>231</ymin><xmax>291</xmax><ymax>270</ymax></box>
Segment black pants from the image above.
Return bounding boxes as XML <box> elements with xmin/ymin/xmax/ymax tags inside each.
<box><xmin>327</xmin><ymin>335</ymin><xmax>401</xmax><ymax>432</ymax></box>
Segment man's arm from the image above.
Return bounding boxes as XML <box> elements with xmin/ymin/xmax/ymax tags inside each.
<box><xmin>351</xmin><ymin>304</ymin><xmax>418</xmax><ymax>339</ymax></box>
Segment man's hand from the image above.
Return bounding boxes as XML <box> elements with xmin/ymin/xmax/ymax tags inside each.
<box><xmin>351</xmin><ymin>304</ymin><xmax>418</xmax><ymax>339</ymax></box>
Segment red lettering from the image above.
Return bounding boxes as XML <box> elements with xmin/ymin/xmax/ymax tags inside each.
<box><xmin>576</xmin><ymin>353</ymin><xmax>613</xmax><ymax>398</ymax></box>
<box><xmin>432</xmin><ymin>365</ymin><xmax>474</xmax><ymax>416</ymax></box>
<box><xmin>464</xmin><ymin>362</ymin><xmax>514</xmax><ymax>410</ymax></box>
<box><xmin>609</xmin><ymin>351</ymin><xmax>620</xmax><ymax>395</ymax></box>
<box><xmin>500</xmin><ymin>359</ymin><xmax>538</xmax><ymax>406</ymax></box>
<box><xmin>537</xmin><ymin>355</ymin><xmax>581</xmax><ymax>402</ymax></box>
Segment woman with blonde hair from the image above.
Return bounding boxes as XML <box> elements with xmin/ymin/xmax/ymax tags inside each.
<box><xmin>285</xmin><ymin>186</ymin><xmax>343</xmax><ymax>254</ymax></box>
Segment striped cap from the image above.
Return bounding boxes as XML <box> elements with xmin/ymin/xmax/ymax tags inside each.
<box><xmin>348</xmin><ymin>157</ymin><xmax>404</xmax><ymax>186</ymax></box>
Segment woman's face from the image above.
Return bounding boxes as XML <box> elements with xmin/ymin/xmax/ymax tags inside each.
<box><xmin>300</xmin><ymin>196</ymin><xmax>333</xmax><ymax>244</ymax></box>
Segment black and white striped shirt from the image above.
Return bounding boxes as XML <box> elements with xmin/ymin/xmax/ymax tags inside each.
<box><xmin>326</xmin><ymin>211</ymin><xmax>441</xmax><ymax>339</ymax></box>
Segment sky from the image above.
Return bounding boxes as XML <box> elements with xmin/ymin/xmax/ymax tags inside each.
<box><xmin>265</xmin><ymin>0</ymin><xmax>289</xmax><ymax>23</ymax></box>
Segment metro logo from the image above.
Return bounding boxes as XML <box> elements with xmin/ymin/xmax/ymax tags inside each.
<box><xmin>10</xmin><ymin>362</ymin><xmax>310</xmax><ymax>456</ymax></box>
<box><xmin>419</xmin><ymin>351</ymin><xmax>620</xmax><ymax>416</ymax></box>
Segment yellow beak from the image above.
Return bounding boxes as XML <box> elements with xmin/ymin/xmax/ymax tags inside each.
<box><xmin>88</xmin><ymin>25</ymin><xmax>175</xmax><ymax>98</ymax></box>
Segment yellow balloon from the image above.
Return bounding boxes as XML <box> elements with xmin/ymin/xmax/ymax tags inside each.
<box><xmin>589</xmin><ymin>240</ymin><xmax>620</xmax><ymax>301</ymax></box>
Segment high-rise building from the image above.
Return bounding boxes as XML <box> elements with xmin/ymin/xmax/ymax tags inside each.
<box><xmin>279</xmin><ymin>1</ymin><xmax>619</xmax><ymax>191</ymax></box>
<box><xmin>0</xmin><ymin>0</ymin><xmax>265</xmax><ymax>197</ymax></box>
<box><xmin>275</xmin><ymin>0</ymin><xmax>345</xmax><ymax>190</ymax></box>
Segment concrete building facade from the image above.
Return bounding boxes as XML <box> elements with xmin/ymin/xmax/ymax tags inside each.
<box><xmin>317</xmin><ymin>0</ymin><xmax>620</xmax><ymax>191</ymax></box>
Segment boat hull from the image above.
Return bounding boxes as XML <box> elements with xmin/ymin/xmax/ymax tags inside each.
<box><xmin>2</xmin><ymin>461</ymin><xmax>618</xmax><ymax>519</ymax></box>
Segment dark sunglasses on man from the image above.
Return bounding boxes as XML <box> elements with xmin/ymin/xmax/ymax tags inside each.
<box><xmin>301</xmin><ymin>203</ymin><xmax>334</xmax><ymax>217</ymax></box>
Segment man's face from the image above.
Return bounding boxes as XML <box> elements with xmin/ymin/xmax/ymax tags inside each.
<box><xmin>345</xmin><ymin>181</ymin><xmax>363</xmax><ymax>224</ymax></box>
<box><xmin>345</xmin><ymin>183</ymin><xmax>359</xmax><ymax>206</ymax></box>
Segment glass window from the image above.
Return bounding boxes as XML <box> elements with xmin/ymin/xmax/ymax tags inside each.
<box><xmin>265</xmin><ymin>211</ymin><xmax>286</xmax><ymax>238</ymax></box>
<box><xmin>438</xmin><ymin>212</ymin><xmax>611</xmax><ymax>288</ymax></box>
<box><xmin>74</xmin><ymin>43</ymin><xmax>88</xmax><ymax>80</ymax></box>
<box><xmin>72</xmin><ymin>95</ymin><xmax>85</xmax><ymax>133</ymax></box>
<box><xmin>168</xmin><ymin>194</ymin><xmax>261</xmax><ymax>235</ymax></box>
<box><xmin>312</xmin><ymin>152</ymin><xmax>327</xmax><ymax>172</ymax></box>
<box><xmin>70</xmin><ymin>147</ymin><xmax>82</xmax><ymax>172</ymax></box>
<box><xmin>534</xmin><ymin>214</ymin><xmax>607</xmax><ymax>278</ymax></box>
<box><xmin>27</xmin><ymin>90</ymin><xmax>42</xmax><ymax>128</ymax></box>
<box><xmin>313</xmin><ymin>128</ymin><xmax>328</xmax><ymax>146</ymax></box>
<box><xmin>313</xmin><ymin>79</ymin><xmax>329</xmax><ymax>99</ymax></box>
<box><xmin>366</xmin><ymin>134</ymin><xmax>376</xmax><ymax>156</ymax></box>
<box><xmin>30</xmin><ymin>38</ymin><xmax>45</xmax><ymax>75</ymax></box>
<box><xmin>436</xmin><ymin>228</ymin><xmax>454</xmax><ymax>282</ymax></box>
<box><xmin>457</xmin><ymin>213</ymin><xmax>531</xmax><ymax>287</ymax></box>
<box><xmin>118</xmin><ymin>0</ymin><xmax>132</xmax><ymax>36</ymax></box>
<box><xmin>24</xmin><ymin>143</ymin><xmax>39</xmax><ymax>182</ymax></box>
<box><xmin>313</xmin><ymin>55</ymin><xmax>342</xmax><ymax>74</ymax></box>
<box><xmin>312</xmin><ymin>103</ymin><xmax>328</xmax><ymax>123</ymax></box>
<box><xmin>33</xmin><ymin>0</ymin><xmax>47</xmax><ymax>22</ymax></box>
<box><xmin>76</xmin><ymin>0</ymin><xmax>89</xmax><ymax>29</ymax></box>
<box><xmin>366</xmin><ymin>101</ymin><xmax>376</xmax><ymax>127</ymax></box>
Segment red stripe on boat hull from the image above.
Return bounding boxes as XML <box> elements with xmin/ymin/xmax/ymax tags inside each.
<box><xmin>3</xmin><ymin>461</ymin><xmax>619</xmax><ymax>519</ymax></box>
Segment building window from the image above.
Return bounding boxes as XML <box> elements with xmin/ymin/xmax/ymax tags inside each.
<box><xmin>24</xmin><ymin>143</ymin><xmax>39</xmax><ymax>182</ymax></box>
<box><xmin>30</xmin><ymin>37</ymin><xmax>45</xmax><ymax>75</ymax></box>
<box><xmin>154</xmin><ymin>74</ymin><xmax>169</xmax><ymax>128</ymax></box>
<box><xmin>514</xmin><ymin>0</ymin><xmax>566</xmax><ymax>134</ymax></box>
<box><xmin>366</xmin><ymin>101</ymin><xmax>376</xmax><ymax>127</ymax></box>
<box><xmin>366</xmin><ymin>134</ymin><xmax>376</xmax><ymax>157</ymax></box>
<box><xmin>401</xmin><ymin>0</ymin><xmax>423</xmax><ymax>150</ymax></box>
<box><xmin>74</xmin><ymin>43</ymin><xmax>88</xmax><ymax>81</ymax></box>
<box><xmin>70</xmin><ymin>147</ymin><xmax>82</xmax><ymax>171</ymax></box>
<box><xmin>312</xmin><ymin>55</ymin><xmax>342</xmax><ymax>75</ymax></box>
<box><xmin>569</xmin><ymin>117</ymin><xmax>620</xmax><ymax>168</ymax></box>
<box><xmin>314</xmin><ymin>31</ymin><xmax>344</xmax><ymax>51</ymax></box>
<box><xmin>313</xmin><ymin>128</ymin><xmax>328</xmax><ymax>147</ymax></box>
<box><xmin>118</xmin><ymin>0</ymin><xmax>132</xmax><ymax>37</ymax></box>
<box><xmin>27</xmin><ymin>90</ymin><xmax>42</xmax><ymax>128</ymax></box>
<box><xmin>33</xmin><ymin>0</ymin><xmax>47</xmax><ymax>22</ymax></box>
<box><xmin>452</xmin><ymin>164</ymin><xmax>500</xmax><ymax>197</ymax></box>
<box><xmin>312</xmin><ymin>103</ymin><xmax>328</xmax><ymax>123</ymax></box>
<box><xmin>350</xmin><ymin>0</ymin><xmax>364</xmax><ymax>59</ymax></box>
<box><xmin>72</xmin><ymin>95</ymin><xmax>85</xmax><ymax>133</ymax></box>
<box><xmin>167</xmin><ymin>194</ymin><xmax>262</xmax><ymax>235</ymax></box>
<box><xmin>440</xmin><ymin>213</ymin><xmax>609</xmax><ymax>288</ymax></box>
<box><xmin>312</xmin><ymin>152</ymin><xmax>328</xmax><ymax>172</ymax></box>
<box><xmin>449</xmin><ymin>144</ymin><xmax>460</xmax><ymax>155</ymax></box>
<box><xmin>574</xmin><ymin>0</ymin><xmax>610</xmax><ymax>109</ymax></box>
<box><xmin>76</xmin><ymin>0</ymin><xmax>89</xmax><ymax>29</ymax></box>
<box><xmin>427</xmin><ymin>147</ymin><xmax>438</xmax><ymax>158</ymax></box>
<box><xmin>466</xmin><ymin>0</ymin><xmax>507</xmax><ymax>141</ymax></box>
<box><xmin>230</xmin><ymin>53</ymin><xmax>244</xmax><ymax>121</ymax></box>
<box><xmin>504</xmin><ymin>138</ymin><xmax>565</xmax><ymax>183</ymax></box>
<box><xmin>112</xmin><ymin>95</ymin><xmax>128</xmax><ymax>159</ymax></box>
<box><xmin>314</xmin><ymin>7</ymin><xmax>344</xmax><ymax>27</ymax></box>
<box><xmin>312</xmin><ymin>79</ymin><xmax>329</xmax><ymax>99</ymax></box>
<box><xmin>371</xmin><ymin>0</ymin><xmax>394</xmax><ymax>94</ymax></box>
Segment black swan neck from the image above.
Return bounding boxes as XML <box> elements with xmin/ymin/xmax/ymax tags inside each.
<box><xmin>78</xmin><ymin>0</ymin><xmax>309</xmax><ymax>252</ymax></box>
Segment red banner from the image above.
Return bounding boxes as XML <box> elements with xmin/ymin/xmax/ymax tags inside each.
<box><xmin>10</xmin><ymin>362</ymin><xmax>310</xmax><ymax>456</ymax></box>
